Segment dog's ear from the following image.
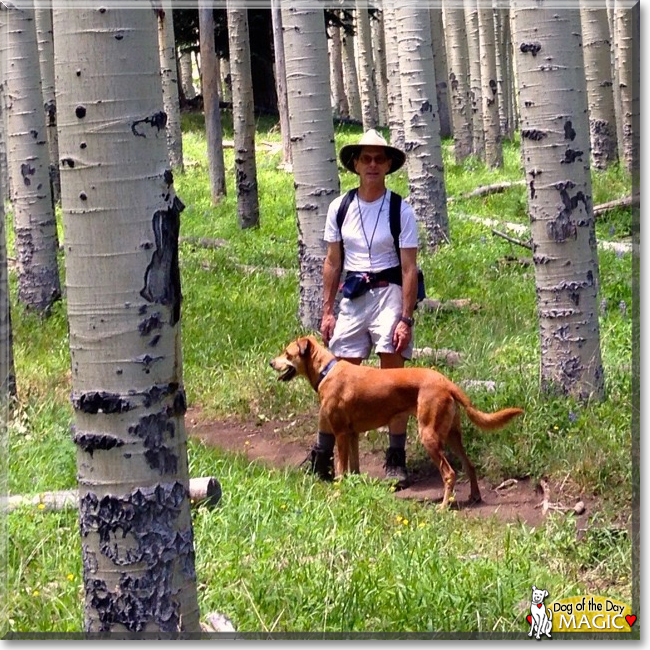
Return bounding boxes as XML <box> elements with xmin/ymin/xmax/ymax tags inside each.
<box><xmin>532</xmin><ymin>585</ymin><xmax>536</xmax><ymax>591</ymax></box>
<box><xmin>543</xmin><ymin>590</ymin><xmax>548</xmax><ymax>598</ymax></box>
<box><xmin>298</xmin><ymin>337</ymin><xmax>311</xmax><ymax>357</ymax></box>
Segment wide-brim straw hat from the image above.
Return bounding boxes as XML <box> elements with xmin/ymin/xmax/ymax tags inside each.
<box><xmin>339</xmin><ymin>129</ymin><xmax>407</xmax><ymax>175</ymax></box>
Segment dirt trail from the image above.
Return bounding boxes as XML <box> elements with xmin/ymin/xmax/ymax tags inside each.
<box><xmin>187</xmin><ymin>408</ymin><xmax>592</xmax><ymax>528</ymax></box>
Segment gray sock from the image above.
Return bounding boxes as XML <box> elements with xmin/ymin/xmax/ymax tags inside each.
<box><xmin>318</xmin><ymin>431</ymin><xmax>335</xmax><ymax>452</ymax></box>
<box><xmin>389</xmin><ymin>433</ymin><xmax>407</xmax><ymax>450</ymax></box>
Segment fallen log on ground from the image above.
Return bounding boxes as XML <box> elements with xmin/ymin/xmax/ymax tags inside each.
<box><xmin>1</xmin><ymin>476</ymin><xmax>222</xmax><ymax>513</ymax></box>
<box><xmin>180</xmin><ymin>236</ymin><xmax>228</xmax><ymax>249</ymax></box>
<box><xmin>411</xmin><ymin>348</ymin><xmax>464</xmax><ymax>366</ymax></box>
<box><xmin>491</xmin><ymin>229</ymin><xmax>532</xmax><ymax>250</ymax></box>
<box><xmin>593</xmin><ymin>195</ymin><xmax>637</xmax><ymax>217</ymax></box>
<box><xmin>448</xmin><ymin>180</ymin><xmax>525</xmax><ymax>203</ymax></box>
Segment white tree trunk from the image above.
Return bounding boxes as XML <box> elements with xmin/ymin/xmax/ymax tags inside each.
<box><xmin>281</xmin><ymin>6</ymin><xmax>339</xmax><ymax>330</ymax></box>
<box><xmin>354</xmin><ymin>4</ymin><xmax>379</xmax><ymax>130</ymax></box>
<box><xmin>227</xmin><ymin>5</ymin><xmax>259</xmax><ymax>229</ymax></box>
<box><xmin>512</xmin><ymin>4</ymin><xmax>604</xmax><ymax>402</ymax></box>
<box><xmin>220</xmin><ymin>56</ymin><xmax>232</xmax><ymax>103</ymax></box>
<box><xmin>179</xmin><ymin>50</ymin><xmax>196</xmax><ymax>100</ymax></box>
<box><xmin>382</xmin><ymin>0</ymin><xmax>405</xmax><ymax>149</ymax></box>
<box><xmin>342</xmin><ymin>27</ymin><xmax>362</xmax><ymax>122</ymax></box>
<box><xmin>464</xmin><ymin>0</ymin><xmax>484</xmax><ymax>158</ymax></box>
<box><xmin>477</xmin><ymin>4</ymin><xmax>502</xmax><ymax>167</ymax></box>
<box><xmin>614</xmin><ymin>4</ymin><xmax>637</xmax><ymax>174</ymax></box>
<box><xmin>157</xmin><ymin>1</ymin><xmax>184</xmax><ymax>171</ymax></box>
<box><xmin>0</xmin><ymin>152</ymin><xmax>15</xmax><ymax>404</ymax></box>
<box><xmin>34</xmin><ymin>1</ymin><xmax>60</xmax><ymax>204</ymax></box>
<box><xmin>442</xmin><ymin>0</ymin><xmax>472</xmax><ymax>162</ymax></box>
<box><xmin>580</xmin><ymin>3</ymin><xmax>617</xmax><ymax>170</ymax></box>
<box><xmin>371</xmin><ymin>9</ymin><xmax>388</xmax><ymax>127</ymax></box>
<box><xmin>397</xmin><ymin>6</ymin><xmax>448</xmax><ymax>249</ymax></box>
<box><xmin>53</xmin><ymin>5</ymin><xmax>200</xmax><ymax>632</ymax></box>
<box><xmin>430</xmin><ymin>8</ymin><xmax>452</xmax><ymax>139</ymax></box>
<box><xmin>270</xmin><ymin>0</ymin><xmax>292</xmax><ymax>164</ymax></box>
<box><xmin>606</xmin><ymin>0</ymin><xmax>624</xmax><ymax>161</ymax></box>
<box><xmin>0</xmin><ymin>60</ymin><xmax>10</xmax><ymax>203</ymax></box>
<box><xmin>198</xmin><ymin>3</ymin><xmax>226</xmax><ymax>203</ymax></box>
<box><xmin>328</xmin><ymin>19</ymin><xmax>349</xmax><ymax>119</ymax></box>
<box><xmin>2</xmin><ymin>0</ymin><xmax>60</xmax><ymax>314</ymax></box>
<box><xmin>493</xmin><ymin>7</ymin><xmax>512</xmax><ymax>140</ymax></box>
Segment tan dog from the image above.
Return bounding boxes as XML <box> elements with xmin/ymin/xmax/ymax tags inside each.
<box><xmin>270</xmin><ymin>335</ymin><xmax>523</xmax><ymax>508</ymax></box>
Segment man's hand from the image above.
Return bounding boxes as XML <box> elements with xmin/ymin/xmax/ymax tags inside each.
<box><xmin>392</xmin><ymin>320</ymin><xmax>412</xmax><ymax>353</ymax></box>
<box><xmin>321</xmin><ymin>313</ymin><xmax>337</xmax><ymax>346</ymax></box>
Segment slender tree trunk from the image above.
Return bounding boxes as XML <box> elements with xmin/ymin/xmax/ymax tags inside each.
<box><xmin>606</xmin><ymin>0</ymin><xmax>624</xmax><ymax>161</ymax></box>
<box><xmin>198</xmin><ymin>4</ymin><xmax>226</xmax><ymax>203</ymax></box>
<box><xmin>0</xmin><ymin>71</ymin><xmax>9</xmax><ymax>203</ymax></box>
<box><xmin>381</xmin><ymin>0</ymin><xmax>404</xmax><ymax>149</ymax></box>
<box><xmin>220</xmin><ymin>56</ymin><xmax>232</xmax><ymax>104</ymax></box>
<box><xmin>615</xmin><ymin>3</ymin><xmax>637</xmax><ymax>174</ymax></box>
<box><xmin>355</xmin><ymin>4</ymin><xmax>379</xmax><ymax>130</ymax></box>
<box><xmin>227</xmin><ymin>5</ymin><xmax>259</xmax><ymax>229</ymax></box>
<box><xmin>157</xmin><ymin>1</ymin><xmax>184</xmax><ymax>171</ymax></box>
<box><xmin>371</xmin><ymin>9</ymin><xmax>388</xmax><ymax>127</ymax></box>
<box><xmin>34</xmin><ymin>1</ymin><xmax>60</xmax><ymax>205</ymax></box>
<box><xmin>281</xmin><ymin>6</ymin><xmax>339</xmax><ymax>330</ymax></box>
<box><xmin>493</xmin><ymin>7</ymin><xmax>510</xmax><ymax>139</ymax></box>
<box><xmin>397</xmin><ymin>6</ymin><xmax>448</xmax><ymax>249</ymax></box>
<box><xmin>179</xmin><ymin>50</ymin><xmax>196</xmax><ymax>100</ymax></box>
<box><xmin>464</xmin><ymin>0</ymin><xmax>484</xmax><ymax>158</ymax></box>
<box><xmin>430</xmin><ymin>8</ymin><xmax>452</xmax><ymax>139</ymax></box>
<box><xmin>3</xmin><ymin>0</ymin><xmax>61</xmax><ymax>314</ymax></box>
<box><xmin>442</xmin><ymin>0</ymin><xmax>472</xmax><ymax>162</ymax></box>
<box><xmin>270</xmin><ymin>0</ymin><xmax>292</xmax><ymax>165</ymax></box>
<box><xmin>0</xmin><ymin>153</ymin><xmax>16</xmax><ymax>405</ymax></box>
<box><xmin>328</xmin><ymin>18</ymin><xmax>349</xmax><ymax>119</ymax></box>
<box><xmin>53</xmin><ymin>5</ymin><xmax>200</xmax><ymax>632</ymax></box>
<box><xmin>512</xmin><ymin>4</ymin><xmax>604</xmax><ymax>402</ymax></box>
<box><xmin>342</xmin><ymin>27</ymin><xmax>362</xmax><ymax>122</ymax></box>
<box><xmin>477</xmin><ymin>4</ymin><xmax>502</xmax><ymax>167</ymax></box>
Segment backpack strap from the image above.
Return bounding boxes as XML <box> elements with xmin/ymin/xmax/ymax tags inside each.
<box><xmin>336</xmin><ymin>188</ymin><xmax>358</xmax><ymax>260</ymax></box>
<box><xmin>389</xmin><ymin>191</ymin><xmax>403</xmax><ymax>262</ymax></box>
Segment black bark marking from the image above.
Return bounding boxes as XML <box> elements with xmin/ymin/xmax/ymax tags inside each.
<box><xmin>449</xmin><ymin>72</ymin><xmax>458</xmax><ymax>92</ymax></box>
<box><xmin>30</xmin><ymin>129</ymin><xmax>38</xmax><ymax>139</ymax></box>
<box><xmin>20</xmin><ymin>163</ymin><xmax>36</xmax><ymax>186</ymax></box>
<box><xmin>73</xmin><ymin>391</ymin><xmax>132</xmax><ymax>414</ymax></box>
<box><xmin>149</xmin><ymin>335</ymin><xmax>161</xmax><ymax>347</ymax></box>
<box><xmin>135</xmin><ymin>383</ymin><xmax>180</xmax><ymax>409</ymax></box>
<box><xmin>80</xmin><ymin>142</ymin><xmax>87</xmax><ymax>149</ymax></box>
<box><xmin>114</xmin><ymin>32</ymin><xmax>124</xmax><ymax>40</ymax></box>
<box><xmin>138</xmin><ymin>312</ymin><xmax>163</xmax><ymax>336</ymax></box>
<box><xmin>131</xmin><ymin>111</ymin><xmax>168</xmax><ymax>138</ymax></box>
<box><xmin>79</xmin><ymin>482</ymin><xmax>195</xmax><ymax>633</ymax></box>
<box><xmin>547</xmin><ymin>181</ymin><xmax>589</xmax><ymax>243</ymax></box>
<box><xmin>73</xmin><ymin>432</ymin><xmax>125</xmax><ymax>456</ymax></box>
<box><xmin>128</xmin><ymin>411</ymin><xmax>178</xmax><ymax>474</ymax></box>
<box><xmin>524</xmin><ymin>101</ymin><xmax>535</xmax><ymax>108</ymax></box>
<box><xmin>164</xmin><ymin>169</ymin><xmax>173</xmax><ymax>185</ymax></box>
<box><xmin>76</xmin><ymin>106</ymin><xmax>87</xmax><ymax>119</ymax></box>
<box><xmin>44</xmin><ymin>99</ymin><xmax>56</xmax><ymax>127</ymax></box>
<box><xmin>520</xmin><ymin>42</ymin><xmax>542</xmax><ymax>56</ymax></box>
<box><xmin>564</xmin><ymin>120</ymin><xmax>576</xmax><ymax>140</ymax></box>
<box><xmin>529</xmin><ymin>180</ymin><xmax>536</xmax><ymax>199</ymax></box>
<box><xmin>489</xmin><ymin>79</ymin><xmax>497</xmax><ymax>95</ymax></box>
<box><xmin>420</xmin><ymin>100</ymin><xmax>434</xmax><ymax>113</ymax></box>
<box><xmin>99</xmin><ymin>6</ymin><xmax>106</xmax><ymax>12</ymax></box>
<box><xmin>76</xmin><ymin>69</ymin><xmax>82</xmax><ymax>77</ymax></box>
<box><xmin>80</xmin><ymin>192</ymin><xmax>88</xmax><ymax>201</ymax></box>
<box><xmin>61</xmin><ymin>158</ymin><xmax>75</xmax><ymax>168</ymax></box>
<box><xmin>521</xmin><ymin>129</ymin><xmax>547</xmax><ymax>141</ymax></box>
<box><xmin>168</xmin><ymin>389</ymin><xmax>187</xmax><ymax>417</ymax></box>
<box><xmin>561</xmin><ymin>149</ymin><xmax>584</xmax><ymax>164</ymax></box>
<box><xmin>140</xmin><ymin>197</ymin><xmax>183</xmax><ymax>326</ymax></box>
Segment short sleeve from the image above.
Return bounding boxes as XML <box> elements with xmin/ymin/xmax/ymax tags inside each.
<box><xmin>398</xmin><ymin>200</ymin><xmax>419</xmax><ymax>249</ymax></box>
<box><xmin>323</xmin><ymin>194</ymin><xmax>344</xmax><ymax>243</ymax></box>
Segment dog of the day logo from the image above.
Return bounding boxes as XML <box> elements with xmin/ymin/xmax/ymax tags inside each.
<box><xmin>526</xmin><ymin>588</ymin><xmax>636</xmax><ymax>635</ymax></box>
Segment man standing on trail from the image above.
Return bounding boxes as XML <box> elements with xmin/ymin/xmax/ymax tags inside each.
<box><xmin>306</xmin><ymin>129</ymin><xmax>419</xmax><ymax>489</ymax></box>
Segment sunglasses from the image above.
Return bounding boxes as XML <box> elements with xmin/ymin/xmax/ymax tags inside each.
<box><xmin>357</xmin><ymin>153</ymin><xmax>390</xmax><ymax>165</ymax></box>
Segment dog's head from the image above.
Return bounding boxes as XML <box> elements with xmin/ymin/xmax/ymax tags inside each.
<box><xmin>269</xmin><ymin>336</ymin><xmax>318</xmax><ymax>382</ymax></box>
<box><xmin>531</xmin><ymin>586</ymin><xmax>549</xmax><ymax>604</ymax></box>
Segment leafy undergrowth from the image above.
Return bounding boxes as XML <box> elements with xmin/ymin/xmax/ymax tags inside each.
<box><xmin>3</xmin><ymin>114</ymin><xmax>634</xmax><ymax>634</ymax></box>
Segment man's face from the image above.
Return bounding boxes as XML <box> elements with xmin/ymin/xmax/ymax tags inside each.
<box><xmin>353</xmin><ymin>146</ymin><xmax>391</xmax><ymax>184</ymax></box>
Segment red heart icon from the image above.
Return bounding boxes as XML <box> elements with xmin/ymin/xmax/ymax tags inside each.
<box><xmin>625</xmin><ymin>615</ymin><xmax>636</xmax><ymax>627</ymax></box>
<box><xmin>527</xmin><ymin>615</ymin><xmax>532</xmax><ymax>624</ymax></box>
<box><xmin>537</xmin><ymin>603</ymin><xmax>543</xmax><ymax>608</ymax></box>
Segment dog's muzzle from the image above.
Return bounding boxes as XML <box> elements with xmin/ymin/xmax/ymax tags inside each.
<box><xmin>269</xmin><ymin>359</ymin><xmax>297</xmax><ymax>382</ymax></box>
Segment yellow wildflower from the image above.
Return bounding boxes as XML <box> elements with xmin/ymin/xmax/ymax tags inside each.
<box><xmin>37</xmin><ymin>503</ymin><xmax>45</xmax><ymax>510</ymax></box>
<box><xmin>32</xmin><ymin>590</ymin><xmax>40</xmax><ymax>597</ymax></box>
<box><xmin>67</xmin><ymin>574</ymin><xmax>74</xmax><ymax>581</ymax></box>
<box><xmin>402</xmin><ymin>519</ymin><xmax>409</xmax><ymax>526</ymax></box>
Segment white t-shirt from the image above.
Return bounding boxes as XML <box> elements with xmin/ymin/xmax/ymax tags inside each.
<box><xmin>323</xmin><ymin>190</ymin><xmax>418</xmax><ymax>272</ymax></box>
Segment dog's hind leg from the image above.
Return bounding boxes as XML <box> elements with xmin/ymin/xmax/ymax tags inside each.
<box><xmin>335</xmin><ymin>433</ymin><xmax>350</xmax><ymax>477</ymax></box>
<box><xmin>446</xmin><ymin>411</ymin><xmax>481</xmax><ymax>503</ymax></box>
<box><xmin>349</xmin><ymin>432</ymin><xmax>360</xmax><ymax>474</ymax></box>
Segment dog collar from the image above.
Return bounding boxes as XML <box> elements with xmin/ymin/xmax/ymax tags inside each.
<box><xmin>316</xmin><ymin>359</ymin><xmax>338</xmax><ymax>390</ymax></box>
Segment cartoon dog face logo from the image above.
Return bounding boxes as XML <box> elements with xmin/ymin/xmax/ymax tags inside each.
<box><xmin>528</xmin><ymin>586</ymin><xmax>553</xmax><ymax>640</ymax></box>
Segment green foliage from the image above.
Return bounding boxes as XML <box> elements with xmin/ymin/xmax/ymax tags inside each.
<box><xmin>3</xmin><ymin>113</ymin><xmax>633</xmax><ymax>633</ymax></box>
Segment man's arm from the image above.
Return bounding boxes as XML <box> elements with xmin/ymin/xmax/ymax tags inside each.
<box><xmin>392</xmin><ymin>247</ymin><xmax>418</xmax><ymax>353</ymax></box>
<box><xmin>321</xmin><ymin>242</ymin><xmax>343</xmax><ymax>344</ymax></box>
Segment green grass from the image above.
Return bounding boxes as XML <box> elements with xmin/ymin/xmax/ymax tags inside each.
<box><xmin>2</xmin><ymin>112</ymin><xmax>634</xmax><ymax>634</ymax></box>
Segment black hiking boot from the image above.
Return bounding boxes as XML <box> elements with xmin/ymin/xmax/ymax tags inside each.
<box><xmin>301</xmin><ymin>445</ymin><xmax>335</xmax><ymax>482</ymax></box>
<box><xmin>384</xmin><ymin>447</ymin><xmax>409</xmax><ymax>490</ymax></box>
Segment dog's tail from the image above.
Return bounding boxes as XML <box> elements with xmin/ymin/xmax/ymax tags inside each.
<box><xmin>448</xmin><ymin>382</ymin><xmax>523</xmax><ymax>430</ymax></box>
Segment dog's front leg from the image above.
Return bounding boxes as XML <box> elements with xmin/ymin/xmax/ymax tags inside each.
<box><xmin>348</xmin><ymin>432</ymin><xmax>360</xmax><ymax>474</ymax></box>
<box><xmin>528</xmin><ymin>616</ymin><xmax>535</xmax><ymax>637</ymax></box>
<box><xmin>335</xmin><ymin>433</ymin><xmax>349</xmax><ymax>477</ymax></box>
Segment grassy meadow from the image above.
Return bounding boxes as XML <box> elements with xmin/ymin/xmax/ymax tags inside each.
<box><xmin>1</xmin><ymin>112</ymin><xmax>635</xmax><ymax>634</ymax></box>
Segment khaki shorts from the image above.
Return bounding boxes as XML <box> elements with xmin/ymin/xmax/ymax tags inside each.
<box><xmin>328</xmin><ymin>283</ymin><xmax>413</xmax><ymax>360</ymax></box>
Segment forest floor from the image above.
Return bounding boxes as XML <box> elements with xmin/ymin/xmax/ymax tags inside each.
<box><xmin>186</xmin><ymin>406</ymin><xmax>595</xmax><ymax>530</ymax></box>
